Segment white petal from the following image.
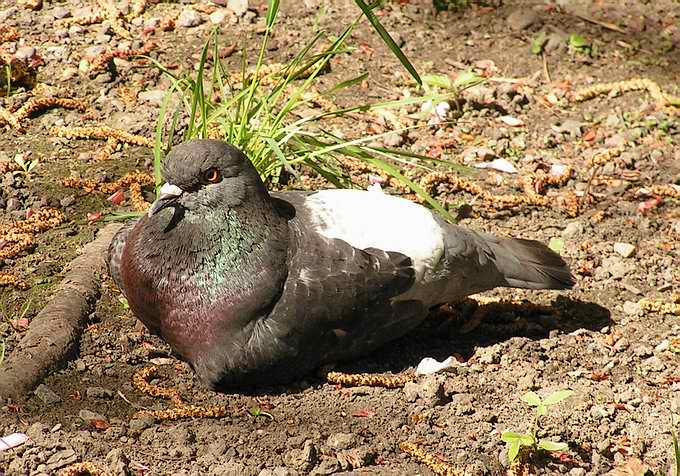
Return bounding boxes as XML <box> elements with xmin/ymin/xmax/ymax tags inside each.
<box><xmin>499</xmin><ymin>115</ymin><xmax>524</xmax><ymax>127</ymax></box>
<box><xmin>474</xmin><ymin>158</ymin><xmax>518</xmax><ymax>174</ymax></box>
<box><xmin>0</xmin><ymin>433</ymin><xmax>28</xmax><ymax>452</ymax></box>
<box><xmin>415</xmin><ymin>356</ymin><xmax>455</xmax><ymax>375</ymax></box>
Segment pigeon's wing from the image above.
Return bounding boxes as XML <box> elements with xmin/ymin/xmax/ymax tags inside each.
<box><xmin>107</xmin><ymin>219</ymin><xmax>139</xmax><ymax>293</ymax></box>
<box><xmin>219</xmin><ymin>193</ymin><xmax>429</xmax><ymax>384</ymax></box>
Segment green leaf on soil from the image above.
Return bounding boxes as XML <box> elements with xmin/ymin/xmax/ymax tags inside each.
<box><xmin>543</xmin><ymin>389</ymin><xmax>574</xmax><ymax>405</ymax></box>
<box><xmin>537</xmin><ymin>439</ymin><xmax>568</xmax><ymax>451</ymax></box>
<box><xmin>548</xmin><ymin>237</ymin><xmax>564</xmax><ymax>253</ymax></box>
<box><xmin>521</xmin><ymin>391</ymin><xmax>542</xmax><ymax>407</ymax></box>
<box><xmin>531</xmin><ymin>32</ymin><xmax>547</xmax><ymax>55</ymax></box>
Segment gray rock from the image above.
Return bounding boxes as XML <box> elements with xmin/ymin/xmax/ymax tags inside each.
<box><xmin>642</xmin><ymin>356</ymin><xmax>665</xmax><ymax>372</ymax></box>
<box><xmin>227</xmin><ymin>0</ymin><xmax>249</xmax><ymax>16</ymax></box>
<box><xmin>86</xmin><ymin>386</ymin><xmax>114</xmax><ymax>399</ymax></box>
<box><xmin>382</xmin><ymin>131</ymin><xmax>405</xmax><ymax>148</ymax></box>
<box><xmin>311</xmin><ymin>458</ymin><xmax>340</xmax><ymax>475</ymax></box>
<box><xmin>562</xmin><ymin>221</ymin><xmax>583</xmax><ymax>239</ymax></box>
<box><xmin>46</xmin><ymin>448</ymin><xmax>77</xmax><ymax>470</ymax></box>
<box><xmin>506</xmin><ymin>9</ymin><xmax>541</xmax><ymax>31</ymax></box>
<box><xmin>79</xmin><ymin>409</ymin><xmax>106</xmax><ymax>422</ymax></box>
<box><xmin>60</xmin><ymin>195</ymin><xmax>76</xmax><ymax>207</ymax></box>
<box><xmin>138</xmin><ymin>89</ymin><xmax>166</xmax><ymax>106</ymax></box>
<box><xmin>544</xmin><ymin>31</ymin><xmax>568</xmax><ymax>52</ymax></box>
<box><xmin>14</xmin><ymin>46</ymin><xmax>36</xmax><ymax>61</ymax></box>
<box><xmin>83</xmin><ymin>45</ymin><xmax>106</xmax><ymax>59</ymax></box>
<box><xmin>35</xmin><ymin>384</ymin><xmax>61</xmax><ymax>404</ymax></box>
<box><xmin>600</xmin><ymin>256</ymin><xmax>633</xmax><ymax>280</ymax></box>
<box><xmin>613</xmin><ymin>242</ymin><xmax>636</xmax><ymax>258</ymax></box>
<box><xmin>605</xmin><ymin>133</ymin><xmax>626</xmax><ymax>148</ymax></box>
<box><xmin>105</xmin><ymin>448</ymin><xmax>129</xmax><ymax>476</ymax></box>
<box><xmin>623</xmin><ymin>301</ymin><xmax>641</xmax><ymax>316</ymax></box>
<box><xmin>177</xmin><ymin>9</ymin><xmax>205</xmax><ymax>27</ymax></box>
<box><xmin>5</xmin><ymin>197</ymin><xmax>21</xmax><ymax>212</ymax></box>
<box><xmin>209</xmin><ymin>9</ymin><xmax>233</xmax><ymax>24</ymax></box>
<box><xmin>52</xmin><ymin>6</ymin><xmax>70</xmax><ymax>18</ymax></box>
<box><xmin>555</xmin><ymin>119</ymin><xmax>584</xmax><ymax>137</ymax></box>
<box><xmin>209</xmin><ymin>460</ymin><xmax>256</xmax><ymax>476</ymax></box>
<box><xmin>258</xmin><ymin>468</ymin><xmax>300</xmax><ymax>476</ymax></box>
<box><xmin>283</xmin><ymin>440</ymin><xmax>317</xmax><ymax>473</ymax></box>
<box><xmin>326</xmin><ymin>432</ymin><xmax>358</xmax><ymax>450</ymax></box>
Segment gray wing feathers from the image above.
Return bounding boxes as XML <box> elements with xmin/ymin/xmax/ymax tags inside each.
<box><xmin>441</xmin><ymin>223</ymin><xmax>574</xmax><ymax>297</ymax></box>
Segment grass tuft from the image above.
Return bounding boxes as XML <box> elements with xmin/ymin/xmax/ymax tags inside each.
<box><xmin>148</xmin><ymin>0</ymin><xmax>479</xmax><ymax>222</ymax></box>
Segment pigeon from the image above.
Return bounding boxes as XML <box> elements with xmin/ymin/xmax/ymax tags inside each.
<box><xmin>108</xmin><ymin>139</ymin><xmax>574</xmax><ymax>389</ymax></box>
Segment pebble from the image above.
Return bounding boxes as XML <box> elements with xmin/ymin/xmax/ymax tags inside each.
<box><xmin>85</xmin><ymin>386</ymin><xmax>114</xmax><ymax>399</ymax></box>
<box><xmin>227</xmin><ymin>0</ymin><xmax>249</xmax><ymax>16</ymax></box>
<box><xmin>138</xmin><ymin>89</ymin><xmax>166</xmax><ymax>106</ymax></box>
<box><xmin>654</xmin><ymin>340</ymin><xmax>670</xmax><ymax>353</ymax></box>
<box><xmin>128</xmin><ymin>417</ymin><xmax>154</xmax><ymax>432</ymax></box>
<box><xmin>35</xmin><ymin>384</ymin><xmax>62</xmax><ymax>404</ymax></box>
<box><xmin>14</xmin><ymin>46</ymin><xmax>36</xmax><ymax>61</ymax></box>
<box><xmin>5</xmin><ymin>197</ymin><xmax>21</xmax><ymax>212</ymax></box>
<box><xmin>79</xmin><ymin>409</ymin><xmax>107</xmax><ymax>422</ymax></box>
<box><xmin>600</xmin><ymin>256</ymin><xmax>633</xmax><ymax>279</ymax></box>
<box><xmin>51</xmin><ymin>6</ymin><xmax>70</xmax><ymax>18</ymax></box>
<box><xmin>326</xmin><ymin>432</ymin><xmax>357</xmax><ymax>451</ymax></box>
<box><xmin>641</xmin><ymin>356</ymin><xmax>665</xmax><ymax>372</ymax></box>
<box><xmin>60</xmin><ymin>195</ymin><xmax>76</xmax><ymax>207</ymax></box>
<box><xmin>382</xmin><ymin>131</ymin><xmax>405</xmax><ymax>148</ymax></box>
<box><xmin>613</xmin><ymin>242</ymin><xmax>636</xmax><ymax>258</ymax></box>
<box><xmin>623</xmin><ymin>301</ymin><xmax>641</xmax><ymax>316</ymax></box>
<box><xmin>209</xmin><ymin>9</ymin><xmax>233</xmax><ymax>24</ymax></box>
<box><xmin>404</xmin><ymin>375</ymin><xmax>446</xmax><ymax>407</ymax></box>
<box><xmin>283</xmin><ymin>440</ymin><xmax>317</xmax><ymax>473</ymax></box>
<box><xmin>544</xmin><ymin>31</ymin><xmax>568</xmax><ymax>52</ymax></box>
<box><xmin>506</xmin><ymin>9</ymin><xmax>540</xmax><ymax>31</ymax></box>
<box><xmin>46</xmin><ymin>448</ymin><xmax>78</xmax><ymax>470</ymax></box>
<box><xmin>177</xmin><ymin>9</ymin><xmax>205</xmax><ymax>27</ymax></box>
<box><xmin>562</xmin><ymin>221</ymin><xmax>583</xmax><ymax>238</ymax></box>
<box><xmin>258</xmin><ymin>468</ymin><xmax>300</xmax><ymax>476</ymax></box>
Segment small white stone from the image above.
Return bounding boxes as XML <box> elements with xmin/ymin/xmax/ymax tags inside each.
<box><xmin>227</xmin><ymin>0</ymin><xmax>248</xmax><ymax>16</ymax></box>
<box><xmin>613</xmin><ymin>242</ymin><xmax>636</xmax><ymax>258</ymax></box>
<box><xmin>177</xmin><ymin>8</ymin><xmax>204</xmax><ymax>27</ymax></box>
<box><xmin>654</xmin><ymin>340</ymin><xmax>670</xmax><ymax>353</ymax></box>
<box><xmin>209</xmin><ymin>9</ymin><xmax>232</xmax><ymax>24</ymax></box>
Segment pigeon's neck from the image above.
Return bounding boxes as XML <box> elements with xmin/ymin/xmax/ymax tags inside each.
<box><xmin>171</xmin><ymin>200</ymin><xmax>283</xmax><ymax>281</ymax></box>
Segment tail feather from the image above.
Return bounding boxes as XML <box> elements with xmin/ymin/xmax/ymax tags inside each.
<box><xmin>484</xmin><ymin>235</ymin><xmax>575</xmax><ymax>290</ymax></box>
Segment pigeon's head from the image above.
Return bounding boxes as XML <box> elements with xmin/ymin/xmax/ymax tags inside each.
<box><xmin>148</xmin><ymin>139</ymin><xmax>267</xmax><ymax>217</ymax></box>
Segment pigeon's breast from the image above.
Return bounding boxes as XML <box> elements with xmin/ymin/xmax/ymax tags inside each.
<box><xmin>304</xmin><ymin>189</ymin><xmax>445</xmax><ymax>283</ymax></box>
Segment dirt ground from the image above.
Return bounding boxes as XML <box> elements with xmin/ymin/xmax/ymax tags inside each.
<box><xmin>1</xmin><ymin>0</ymin><xmax>680</xmax><ymax>475</ymax></box>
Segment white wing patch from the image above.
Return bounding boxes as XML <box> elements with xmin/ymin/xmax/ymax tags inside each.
<box><xmin>305</xmin><ymin>189</ymin><xmax>445</xmax><ymax>282</ymax></box>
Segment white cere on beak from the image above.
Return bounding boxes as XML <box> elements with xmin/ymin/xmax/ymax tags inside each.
<box><xmin>159</xmin><ymin>183</ymin><xmax>183</xmax><ymax>198</ymax></box>
<box><xmin>147</xmin><ymin>182</ymin><xmax>185</xmax><ymax>217</ymax></box>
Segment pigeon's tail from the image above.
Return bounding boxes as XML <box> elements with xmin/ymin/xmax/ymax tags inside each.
<box><xmin>484</xmin><ymin>235</ymin><xmax>575</xmax><ymax>290</ymax></box>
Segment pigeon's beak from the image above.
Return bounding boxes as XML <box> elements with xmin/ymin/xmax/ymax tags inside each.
<box><xmin>148</xmin><ymin>183</ymin><xmax>184</xmax><ymax>217</ymax></box>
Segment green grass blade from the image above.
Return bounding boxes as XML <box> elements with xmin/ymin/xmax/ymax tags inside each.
<box><xmin>322</xmin><ymin>72</ymin><xmax>369</xmax><ymax>96</ymax></box>
<box><xmin>263</xmin><ymin>136</ymin><xmax>300</xmax><ymax>179</ymax></box>
<box><xmin>353</xmin><ymin>0</ymin><xmax>421</xmax><ymax>85</ymax></box>
<box><xmin>672</xmin><ymin>429</ymin><xmax>680</xmax><ymax>476</ymax></box>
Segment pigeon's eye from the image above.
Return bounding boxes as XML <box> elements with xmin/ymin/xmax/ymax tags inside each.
<box><xmin>203</xmin><ymin>168</ymin><xmax>221</xmax><ymax>184</ymax></box>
